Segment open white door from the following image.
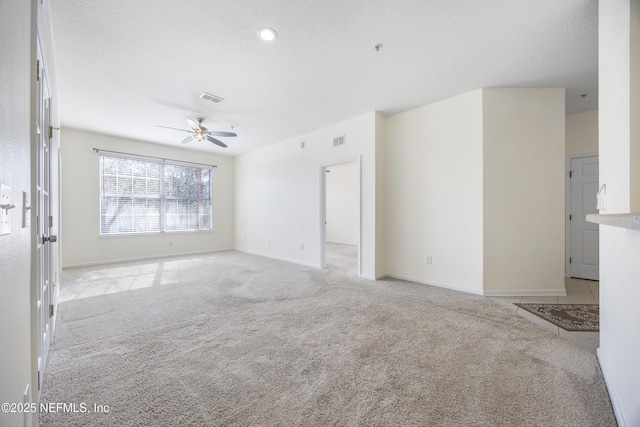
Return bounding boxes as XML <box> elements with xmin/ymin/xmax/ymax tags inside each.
<box><xmin>35</xmin><ymin>38</ymin><xmax>57</xmax><ymax>395</ymax></box>
<box><xmin>569</xmin><ymin>155</ymin><xmax>599</xmax><ymax>280</ymax></box>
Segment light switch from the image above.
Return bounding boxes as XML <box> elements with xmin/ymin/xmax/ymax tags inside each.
<box><xmin>0</xmin><ymin>183</ymin><xmax>12</xmax><ymax>235</ymax></box>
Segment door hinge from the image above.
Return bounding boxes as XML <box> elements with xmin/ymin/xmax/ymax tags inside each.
<box><xmin>569</xmin><ymin>170</ymin><xmax>573</xmax><ymax>178</ymax></box>
<box><xmin>36</xmin><ymin>59</ymin><xmax>40</xmax><ymax>81</ymax></box>
<box><xmin>49</xmin><ymin>215</ymin><xmax>53</xmax><ymax>228</ymax></box>
<box><xmin>569</xmin><ymin>257</ymin><xmax>572</xmax><ymax>264</ymax></box>
<box><xmin>48</xmin><ymin>126</ymin><xmax>59</xmax><ymax>139</ymax></box>
<box><xmin>569</xmin><ymin>214</ymin><xmax>572</xmax><ymax>221</ymax></box>
<box><xmin>49</xmin><ymin>304</ymin><xmax>54</xmax><ymax>317</ymax></box>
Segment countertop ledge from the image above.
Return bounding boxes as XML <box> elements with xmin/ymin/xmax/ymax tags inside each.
<box><xmin>586</xmin><ymin>213</ymin><xmax>640</xmax><ymax>230</ymax></box>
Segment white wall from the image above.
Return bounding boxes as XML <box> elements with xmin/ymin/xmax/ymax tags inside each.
<box><xmin>61</xmin><ymin>129</ymin><xmax>235</xmax><ymax>266</ymax></box>
<box><xmin>235</xmin><ymin>112</ymin><xmax>378</xmax><ymax>277</ymax></box>
<box><xmin>482</xmin><ymin>88</ymin><xmax>566</xmax><ymax>295</ymax></box>
<box><xmin>632</xmin><ymin>0</ymin><xmax>640</xmax><ymax>212</ymax></box>
<box><xmin>326</xmin><ymin>163</ymin><xmax>358</xmax><ymax>245</ymax></box>
<box><xmin>0</xmin><ymin>1</ymin><xmax>35</xmax><ymax>426</ymax></box>
<box><xmin>597</xmin><ymin>1</ymin><xmax>640</xmax><ymax>425</ymax></box>
<box><xmin>384</xmin><ymin>88</ymin><xmax>565</xmax><ymax>296</ymax></box>
<box><xmin>566</xmin><ymin>109</ymin><xmax>599</xmax><ymax>156</ymax></box>
<box><xmin>384</xmin><ymin>90</ymin><xmax>485</xmax><ymax>294</ymax></box>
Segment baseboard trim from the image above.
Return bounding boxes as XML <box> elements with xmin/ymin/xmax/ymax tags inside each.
<box><xmin>235</xmin><ymin>249</ymin><xmax>320</xmax><ymax>269</ymax></box>
<box><xmin>62</xmin><ymin>248</ymin><xmax>234</xmax><ymax>269</ymax></box>
<box><xmin>358</xmin><ymin>274</ymin><xmax>384</xmax><ymax>281</ymax></box>
<box><xmin>326</xmin><ymin>241</ymin><xmax>358</xmax><ymax>246</ymax></box>
<box><xmin>597</xmin><ymin>348</ymin><xmax>627</xmax><ymax>427</ymax></box>
<box><xmin>482</xmin><ymin>289</ymin><xmax>568</xmax><ymax>297</ymax></box>
<box><xmin>382</xmin><ymin>274</ymin><xmax>484</xmax><ymax>296</ymax></box>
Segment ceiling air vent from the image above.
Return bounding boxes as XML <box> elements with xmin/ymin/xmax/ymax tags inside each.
<box><xmin>199</xmin><ymin>92</ymin><xmax>224</xmax><ymax>103</ymax></box>
<box><xmin>333</xmin><ymin>135</ymin><xmax>346</xmax><ymax>147</ymax></box>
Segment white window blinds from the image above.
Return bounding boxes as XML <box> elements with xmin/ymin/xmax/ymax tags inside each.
<box><xmin>99</xmin><ymin>155</ymin><xmax>211</xmax><ymax>235</ymax></box>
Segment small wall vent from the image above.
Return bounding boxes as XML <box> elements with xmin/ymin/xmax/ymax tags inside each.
<box><xmin>199</xmin><ymin>92</ymin><xmax>224</xmax><ymax>103</ymax></box>
<box><xmin>333</xmin><ymin>135</ymin><xmax>346</xmax><ymax>147</ymax></box>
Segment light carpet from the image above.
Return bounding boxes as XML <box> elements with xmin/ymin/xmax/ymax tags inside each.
<box><xmin>41</xmin><ymin>250</ymin><xmax>616</xmax><ymax>426</ymax></box>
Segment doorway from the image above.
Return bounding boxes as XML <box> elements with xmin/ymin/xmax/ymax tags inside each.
<box><xmin>320</xmin><ymin>158</ymin><xmax>361</xmax><ymax>276</ymax></box>
<box><xmin>567</xmin><ymin>154</ymin><xmax>599</xmax><ymax>280</ymax></box>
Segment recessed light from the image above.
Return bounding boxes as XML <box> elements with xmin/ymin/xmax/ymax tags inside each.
<box><xmin>258</xmin><ymin>27</ymin><xmax>277</xmax><ymax>42</ymax></box>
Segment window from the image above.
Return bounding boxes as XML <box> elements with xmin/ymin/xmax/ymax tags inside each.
<box><xmin>99</xmin><ymin>155</ymin><xmax>211</xmax><ymax>235</ymax></box>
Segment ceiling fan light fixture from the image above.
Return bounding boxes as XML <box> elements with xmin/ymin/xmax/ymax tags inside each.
<box><xmin>258</xmin><ymin>27</ymin><xmax>277</xmax><ymax>42</ymax></box>
<box><xmin>194</xmin><ymin>129</ymin><xmax>207</xmax><ymax>141</ymax></box>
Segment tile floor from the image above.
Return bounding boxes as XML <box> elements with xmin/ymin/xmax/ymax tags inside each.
<box><xmin>59</xmin><ymin>250</ymin><xmax>600</xmax><ymax>353</ymax></box>
<box><xmin>489</xmin><ymin>277</ymin><xmax>600</xmax><ymax>352</ymax></box>
<box><xmin>59</xmin><ymin>253</ymin><xmax>218</xmax><ymax>302</ymax></box>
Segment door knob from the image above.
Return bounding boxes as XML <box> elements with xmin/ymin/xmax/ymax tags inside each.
<box><xmin>43</xmin><ymin>234</ymin><xmax>57</xmax><ymax>244</ymax></box>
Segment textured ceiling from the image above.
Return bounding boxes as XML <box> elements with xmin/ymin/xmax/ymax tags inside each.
<box><xmin>48</xmin><ymin>0</ymin><xmax>598</xmax><ymax>156</ymax></box>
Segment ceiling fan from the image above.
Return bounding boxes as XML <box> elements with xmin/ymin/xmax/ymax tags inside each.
<box><xmin>155</xmin><ymin>118</ymin><xmax>236</xmax><ymax>148</ymax></box>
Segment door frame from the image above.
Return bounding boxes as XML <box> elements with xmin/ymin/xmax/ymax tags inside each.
<box><xmin>565</xmin><ymin>152</ymin><xmax>598</xmax><ymax>277</ymax></box>
<box><xmin>319</xmin><ymin>156</ymin><xmax>362</xmax><ymax>276</ymax></box>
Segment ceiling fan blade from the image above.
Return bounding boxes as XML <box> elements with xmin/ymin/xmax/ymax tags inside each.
<box><xmin>209</xmin><ymin>131</ymin><xmax>237</xmax><ymax>137</ymax></box>
<box><xmin>206</xmin><ymin>136</ymin><xmax>227</xmax><ymax>148</ymax></box>
<box><xmin>181</xmin><ymin>136</ymin><xmax>195</xmax><ymax>144</ymax></box>
<box><xmin>186</xmin><ymin>118</ymin><xmax>199</xmax><ymax>130</ymax></box>
<box><xmin>155</xmin><ymin>125</ymin><xmax>191</xmax><ymax>133</ymax></box>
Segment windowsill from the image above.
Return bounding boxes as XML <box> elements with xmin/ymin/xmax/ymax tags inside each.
<box><xmin>99</xmin><ymin>230</ymin><xmax>214</xmax><ymax>239</ymax></box>
<box><xmin>586</xmin><ymin>213</ymin><xmax>640</xmax><ymax>230</ymax></box>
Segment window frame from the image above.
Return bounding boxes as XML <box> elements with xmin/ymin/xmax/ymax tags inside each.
<box><xmin>98</xmin><ymin>154</ymin><xmax>213</xmax><ymax>236</ymax></box>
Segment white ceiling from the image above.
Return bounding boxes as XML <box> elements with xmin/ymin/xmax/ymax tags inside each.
<box><xmin>48</xmin><ymin>0</ymin><xmax>598</xmax><ymax>157</ymax></box>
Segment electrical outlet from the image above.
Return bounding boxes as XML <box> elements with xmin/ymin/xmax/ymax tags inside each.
<box><xmin>426</xmin><ymin>256</ymin><xmax>432</xmax><ymax>264</ymax></box>
<box><xmin>300</xmin><ymin>243</ymin><xmax>304</xmax><ymax>250</ymax></box>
